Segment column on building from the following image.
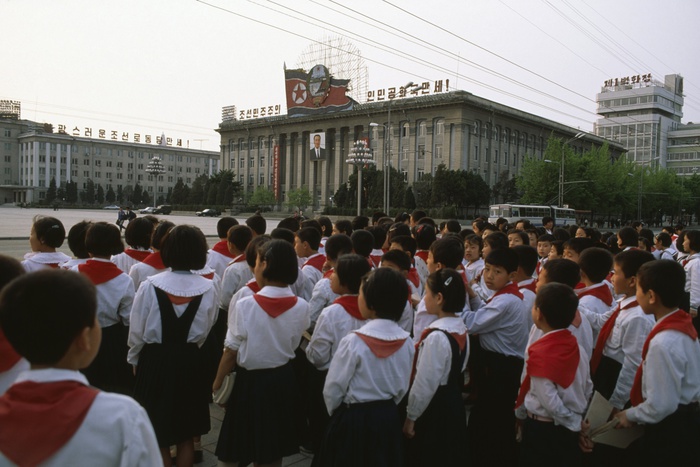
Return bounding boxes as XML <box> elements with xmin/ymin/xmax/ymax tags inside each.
<box><xmin>319</xmin><ymin>128</ymin><xmax>333</xmax><ymax>210</ymax></box>
<box><xmin>333</xmin><ymin>128</ymin><xmax>346</xmax><ymax>201</ymax></box>
<box><xmin>19</xmin><ymin>142</ymin><xmax>24</xmax><ymax>186</ymax></box>
<box><xmin>32</xmin><ymin>141</ymin><xmax>39</xmax><ymax>188</ymax></box>
<box><xmin>66</xmin><ymin>144</ymin><xmax>72</xmax><ymax>183</ymax></box>
<box><xmin>296</xmin><ymin>132</ymin><xmax>305</xmax><ymax>192</ymax></box>
<box><xmin>284</xmin><ymin>134</ymin><xmax>293</xmax><ymax>202</ymax></box>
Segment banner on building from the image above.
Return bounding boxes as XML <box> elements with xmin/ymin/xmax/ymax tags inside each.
<box><xmin>273</xmin><ymin>144</ymin><xmax>280</xmax><ymax>201</ymax></box>
<box><xmin>284</xmin><ymin>64</ymin><xmax>355</xmax><ymax>117</ymax></box>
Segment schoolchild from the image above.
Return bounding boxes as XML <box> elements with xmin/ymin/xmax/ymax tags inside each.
<box><xmin>0</xmin><ymin>255</ymin><xmax>26</xmax><ymax>395</ymax></box>
<box><xmin>129</xmin><ymin>220</ymin><xmax>175</xmax><ymax>290</ymax></box>
<box><xmin>317</xmin><ymin>216</ymin><xmax>334</xmax><ymax>255</ymax></box>
<box><xmin>515</xmin><ymin>283</ymin><xmax>593</xmax><ymax>467</ymax></box>
<box><xmin>548</xmin><ymin>239</ymin><xmax>565</xmax><ymax>261</ymax></box>
<box><xmin>205</xmin><ymin>217</ymin><xmax>239</xmax><ymax>279</ymax></box>
<box><xmin>676</xmin><ymin>229</ymin><xmax>690</xmax><ymax>264</ymax></box>
<box><xmin>315</xmin><ymin>268</ymin><xmax>414</xmax><ymax>467</ymax></box>
<box><xmin>414</xmin><ymin>236</ymin><xmax>466</xmax><ymax>342</ymax></box>
<box><xmin>683</xmin><ymin>229</ymin><xmax>700</xmax><ymax>332</ymax></box>
<box><xmin>463</xmin><ymin>248</ymin><xmax>526</xmax><ymax>467</ymax></box>
<box><xmin>617</xmin><ymin>226</ymin><xmax>639</xmax><ymax>251</ymax></box>
<box><xmin>576</xmin><ymin>247</ymin><xmax>615</xmax><ymax>341</ymax></box>
<box><xmin>214</xmin><ymin>240</ymin><xmax>310</xmax><ymax>466</ymax></box>
<box><xmin>277</xmin><ymin>216</ymin><xmax>301</xmax><ymax>233</ymax></box>
<box><xmin>333</xmin><ymin>219</ymin><xmax>353</xmax><ymax>236</ymax></box>
<box><xmin>608</xmin><ymin>260</ymin><xmax>700</xmax><ymax>466</ymax></box>
<box><xmin>381</xmin><ymin>248</ymin><xmax>419</xmax><ymax>333</ymax></box>
<box><xmin>410</xmin><ymin>209</ymin><xmax>427</xmax><ymax>227</ymax></box>
<box><xmin>507</xmin><ymin>229</ymin><xmax>529</xmax><ymax>247</ymax></box>
<box><xmin>271</xmin><ymin>228</ymin><xmax>308</xmax><ymax>302</ymax></box>
<box><xmin>111</xmin><ymin>217</ymin><xmax>154</xmax><ymax>274</ymax></box>
<box><xmin>219</xmin><ymin>225</ymin><xmax>254</xmax><ymax>313</ymax></box>
<box><xmin>535</xmin><ymin>259</ymin><xmax>593</xmax><ymax>359</ymax></box>
<box><xmin>562</xmin><ymin>237</ymin><xmax>596</xmax><ymax>264</ymax></box>
<box><xmin>21</xmin><ymin>215</ymin><xmax>70</xmax><ymax>272</ymax></box>
<box><xmin>652</xmin><ymin>232</ymin><xmax>676</xmax><ymax>260</ymax></box>
<box><xmin>525</xmin><ymin>228</ymin><xmax>539</xmax><ymax>249</ymax></box>
<box><xmin>463</xmin><ymin>234</ymin><xmax>485</xmax><ymax>283</ymax></box>
<box><xmin>61</xmin><ymin>220</ymin><xmax>92</xmax><ymax>269</ymax></box>
<box><xmin>389</xmin><ymin>235</ymin><xmax>423</xmax><ymax>299</ymax></box>
<box><xmin>413</xmin><ymin>223</ymin><xmax>437</xmax><ymax>286</ymax></box>
<box><xmin>351</xmin><ymin>229</ymin><xmax>375</xmax><ymax>267</ymax></box>
<box><xmin>0</xmin><ymin>270</ymin><xmax>161</xmax><ymax>466</ymax></box>
<box><xmin>366</xmin><ymin>225</ymin><xmax>386</xmax><ymax>267</ymax></box>
<box><xmin>512</xmin><ymin>245</ymin><xmax>538</xmax><ymax>331</ymax></box>
<box><xmin>307</xmin><ymin>234</ymin><xmax>353</xmax><ymax>328</ymax></box>
<box><xmin>73</xmin><ymin>222</ymin><xmax>135</xmax><ymax>394</ymax></box>
<box><xmin>296</xmin><ymin>226</ymin><xmax>326</xmax><ymax>301</ymax></box>
<box><xmin>471</xmin><ymin>231</ymin><xmax>509</xmax><ymax>301</ymax></box>
<box><xmin>128</xmin><ymin>225</ymin><xmax>219</xmax><ymax>465</ymax></box>
<box><xmin>352</xmin><ymin>215</ymin><xmax>370</xmax><ymax>232</ymax></box>
<box><xmin>404</xmin><ymin>268</ymin><xmax>468</xmax><ymax>467</ymax></box>
<box><xmin>245</xmin><ymin>214</ymin><xmax>266</xmax><ymax>237</ymax></box>
<box><xmin>535</xmin><ymin>233</ymin><xmax>555</xmax><ymax>277</ymax></box>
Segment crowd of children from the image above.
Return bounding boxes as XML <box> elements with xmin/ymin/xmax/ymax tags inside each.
<box><xmin>0</xmin><ymin>211</ymin><xmax>699</xmax><ymax>467</ymax></box>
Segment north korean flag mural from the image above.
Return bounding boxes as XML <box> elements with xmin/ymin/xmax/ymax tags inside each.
<box><xmin>285</xmin><ymin>64</ymin><xmax>356</xmax><ymax>117</ymax></box>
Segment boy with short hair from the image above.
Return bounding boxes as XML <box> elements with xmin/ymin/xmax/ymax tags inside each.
<box><xmin>219</xmin><ymin>225</ymin><xmax>254</xmax><ymax>312</ymax></box>
<box><xmin>206</xmin><ymin>217</ymin><xmax>239</xmax><ymax>279</ymax></box>
<box><xmin>0</xmin><ymin>270</ymin><xmax>160</xmax><ymax>466</ymax></box>
<box><xmin>245</xmin><ymin>214</ymin><xmax>266</xmax><ymax>237</ymax></box>
<box><xmin>653</xmin><ymin>232</ymin><xmax>676</xmax><ymax>260</ymax></box>
<box><xmin>389</xmin><ymin>235</ymin><xmax>422</xmax><ymax>299</ymax></box>
<box><xmin>463</xmin><ymin>234</ymin><xmax>485</xmax><ymax>284</ymax></box>
<box><xmin>576</xmin><ymin>247</ymin><xmax>615</xmax><ymax>341</ymax></box>
<box><xmin>308</xmin><ymin>234</ymin><xmax>354</xmax><ymax>328</ymax></box>
<box><xmin>464</xmin><ymin>248</ymin><xmax>527</xmax><ymax>467</ymax></box>
<box><xmin>515</xmin><ymin>283</ymin><xmax>592</xmax><ymax>467</ymax></box>
<box><xmin>562</xmin><ymin>237</ymin><xmax>596</xmax><ymax>264</ymax></box>
<box><xmin>366</xmin><ymin>225</ymin><xmax>387</xmax><ymax>268</ymax></box>
<box><xmin>296</xmin><ymin>226</ymin><xmax>326</xmax><ymax>301</ymax></box>
<box><xmin>413</xmin><ymin>223</ymin><xmax>437</xmax><ymax>286</ymax></box>
<box><xmin>380</xmin><ymin>249</ymin><xmax>416</xmax><ymax>333</ymax></box>
<box><xmin>535</xmin><ymin>233</ymin><xmax>556</xmax><ymax>277</ymax></box>
<box><xmin>611</xmin><ymin>260</ymin><xmax>700</xmax><ymax>465</ymax></box>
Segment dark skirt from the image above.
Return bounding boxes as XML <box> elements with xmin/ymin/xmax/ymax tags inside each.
<box><xmin>519</xmin><ymin>417</ymin><xmax>581</xmax><ymax>467</ymax></box>
<box><xmin>133</xmin><ymin>342</ymin><xmax>211</xmax><ymax>447</ymax></box>
<box><xmin>215</xmin><ymin>361</ymin><xmax>301</xmax><ymax>465</ymax></box>
<box><xmin>407</xmin><ymin>384</ymin><xmax>467</xmax><ymax>467</ymax></box>
<box><xmin>315</xmin><ymin>399</ymin><xmax>404</xmax><ymax>467</ymax></box>
<box><xmin>81</xmin><ymin>323</ymin><xmax>133</xmax><ymax>395</ymax></box>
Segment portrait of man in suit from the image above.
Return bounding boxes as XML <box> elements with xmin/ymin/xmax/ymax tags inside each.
<box><xmin>310</xmin><ymin>132</ymin><xmax>326</xmax><ymax>160</ymax></box>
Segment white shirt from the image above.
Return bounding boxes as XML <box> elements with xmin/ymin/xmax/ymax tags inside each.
<box><xmin>127</xmin><ymin>271</ymin><xmax>219</xmax><ymax>365</ymax></box>
<box><xmin>0</xmin><ymin>358</ymin><xmax>29</xmax><ymax>396</ymax></box>
<box><xmin>111</xmin><ymin>249</ymin><xmax>150</xmax><ymax>274</ymax></box>
<box><xmin>21</xmin><ymin>251</ymin><xmax>71</xmax><ymax>272</ymax></box>
<box><xmin>323</xmin><ymin>319</ymin><xmax>414</xmax><ymax>414</ymax></box>
<box><xmin>206</xmin><ymin>246</ymin><xmax>233</xmax><ymax>280</ymax></box>
<box><xmin>466</xmin><ymin>288</ymin><xmax>528</xmax><ymax>358</ymax></box>
<box><xmin>227</xmin><ymin>285</ymin><xmax>309</xmax><ymax>370</ymax></box>
<box><xmin>626</xmin><ymin>310</ymin><xmax>700</xmax><ymax>425</ymax></box>
<box><xmin>515</xmin><ymin>331</ymin><xmax>593</xmax><ymax>432</ymax></box>
<box><xmin>290</xmin><ymin>267</ymin><xmax>308</xmax><ymax>300</ymax></box>
<box><xmin>0</xmin><ymin>369</ymin><xmax>161</xmax><ymax>467</ymax></box>
<box><xmin>72</xmin><ymin>258</ymin><xmax>135</xmax><ymax>328</ymax></box>
<box><xmin>518</xmin><ymin>279</ymin><xmax>536</xmax><ymax>332</ymax></box>
<box><xmin>414</xmin><ymin>252</ymin><xmax>430</xmax><ymax>288</ymax></box>
<box><xmin>407</xmin><ymin>317</ymin><xmax>468</xmax><ymax>421</ymax></box>
<box><xmin>60</xmin><ymin>258</ymin><xmax>88</xmax><ymax>270</ymax></box>
<box><xmin>464</xmin><ymin>259</ymin><xmax>484</xmax><ymax>284</ymax></box>
<box><xmin>306</xmin><ymin>297</ymin><xmax>367</xmax><ymax>371</ymax></box>
<box><xmin>308</xmin><ymin>277</ymin><xmax>338</xmax><ymax>328</ymax></box>
<box><xmin>128</xmin><ymin>261</ymin><xmax>167</xmax><ymax>291</ymax></box>
<box><xmin>300</xmin><ymin>253</ymin><xmax>325</xmax><ymax>301</ymax></box>
<box><xmin>412</xmin><ymin>297</ymin><xmax>437</xmax><ymax>344</ymax></box>
<box><xmin>219</xmin><ymin>258</ymin><xmax>253</xmax><ymax>310</ymax></box>
<box><xmin>471</xmin><ymin>271</ymin><xmax>495</xmax><ymax>301</ymax></box>
<box><xmin>577</xmin><ymin>282</ymin><xmax>615</xmax><ymax>342</ymax></box>
<box><xmin>223</xmin><ymin>279</ymin><xmax>256</xmax><ymax>350</ymax></box>
<box><xmin>684</xmin><ymin>253</ymin><xmax>700</xmax><ymax>311</ymax></box>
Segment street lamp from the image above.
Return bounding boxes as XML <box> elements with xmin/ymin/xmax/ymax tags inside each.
<box><xmin>370</xmin><ymin>81</ymin><xmax>421</xmax><ymax>215</ymax></box>
<box><xmin>556</xmin><ymin>132</ymin><xmax>585</xmax><ymax>207</ymax></box>
<box><xmin>346</xmin><ymin>140</ymin><xmax>375</xmax><ymax>216</ymax></box>
<box><xmin>146</xmin><ymin>156</ymin><xmax>166</xmax><ymax>206</ymax></box>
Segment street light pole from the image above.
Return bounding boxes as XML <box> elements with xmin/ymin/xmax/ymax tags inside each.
<box><xmin>346</xmin><ymin>140</ymin><xmax>375</xmax><ymax>216</ymax></box>
<box><xmin>559</xmin><ymin>132</ymin><xmax>585</xmax><ymax>207</ymax></box>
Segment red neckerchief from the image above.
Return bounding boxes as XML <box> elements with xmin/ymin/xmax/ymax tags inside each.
<box><xmin>253</xmin><ymin>294</ymin><xmax>298</xmax><ymax>318</ymax></box>
<box><xmin>142</xmin><ymin>251</ymin><xmax>166</xmax><ymax>270</ymax></box>
<box><xmin>536</xmin><ymin>260</ymin><xmax>543</xmax><ymax>276</ymax></box>
<box><xmin>519</xmin><ymin>280</ymin><xmax>537</xmax><ymax>295</ymax></box>
<box><xmin>0</xmin><ymin>329</ymin><xmax>21</xmax><ymax>372</ymax></box>
<box><xmin>323</xmin><ymin>268</ymin><xmax>334</xmax><ymax>279</ymax></box>
<box><xmin>407</xmin><ymin>268</ymin><xmax>420</xmax><ymax>288</ymax></box>
<box><xmin>246</xmin><ymin>280</ymin><xmax>261</xmax><ymax>293</ymax></box>
<box><xmin>303</xmin><ymin>254</ymin><xmax>326</xmax><ymax>273</ymax></box>
<box><xmin>46</xmin><ymin>263</ymin><xmax>60</xmax><ymax>269</ymax></box>
<box><xmin>212</xmin><ymin>240</ymin><xmax>235</xmax><ymax>259</ymax></box>
<box><xmin>590</xmin><ymin>300</ymin><xmax>638</xmax><ymax>374</ymax></box>
<box><xmin>574</xmin><ymin>282</ymin><xmax>586</xmax><ymax>290</ymax></box>
<box><xmin>577</xmin><ymin>283</ymin><xmax>614</xmax><ymax>307</ymax></box>
<box><xmin>78</xmin><ymin>260</ymin><xmax>123</xmax><ymax>285</ymax></box>
<box><xmin>334</xmin><ymin>295</ymin><xmax>364</xmax><ymax>321</ymax></box>
<box><xmin>415</xmin><ymin>250</ymin><xmax>429</xmax><ymax>263</ymax></box>
<box><xmin>0</xmin><ymin>380</ymin><xmax>99</xmax><ymax>466</ymax></box>
<box><xmin>229</xmin><ymin>253</ymin><xmax>246</xmax><ymax>265</ymax></box>
<box><xmin>370</xmin><ymin>254</ymin><xmax>383</xmax><ymax>268</ymax></box>
<box><xmin>202</xmin><ymin>272</ymin><xmax>215</xmax><ymax>280</ymax></box>
<box><xmin>486</xmin><ymin>282</ymin><xmax>523</xmax><ymax>304</ymax></box>
<box><xmin>355</xmin><ymin>333</ymin><xmax>407</xmax><ymax>358</ymax></box>
<box><xmin>123</xmin><ymin>248</ymin><xmax>150</xmax><ymax>262</ymax></box>
<box><xmin>630</xmin><ymin>310</ymin><xmax>698</xmax><ymax>406</ymax></box>
<box><xmin>411</xmin><ymin>327</ymin><xmax>467</xmax><ymax>382</ymax></box>
<box><xmin>515</xmin><ymin>329</ymin><xmax>580</xmax><ymax>408</ymax></box>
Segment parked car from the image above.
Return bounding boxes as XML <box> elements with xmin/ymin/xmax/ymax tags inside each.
<box><xmin>196</xmin><ymin>208</ymin><xmax>220</xmax><ymax>217</ymax></box>
<box><xmin>154</xmin><ymin>204</ymin><xmax>172</xmax><ymax>215</ymax></box>
<box><xmin>140</xmin><ymin>206</ymin><xmax>157</xmax><ymax>214</ymax></box>
<box><xmin>103</xmin><ymin>204</ymin><xmax>120</xmax><ymax>210</ymax></box>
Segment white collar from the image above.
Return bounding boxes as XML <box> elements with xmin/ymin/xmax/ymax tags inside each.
<box><xmin>24</xmin><ymin>251</ymin><xmax>71</xmax><ymax>264</ymax></box>
<box><xmin>15</xmin><ymin>368</ymin><xmax>89</xmax><ymax>386</ymax></box>
<box><xmin>148</xmin><ymin>270</ymin><xmax>213</xmax><ymax>296</ymax></box>
<box><xmin>257</xmin><ymin>285</ymin><xmax>294</xmax><ymax>298</ymax></box>
<box><xmin>355</xmin><ymin>318</ymin><xmax>409</xmax><ymax>341</ymax></box>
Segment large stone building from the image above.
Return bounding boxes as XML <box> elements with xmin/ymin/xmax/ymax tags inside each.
<box><xmin>0</xmin><ymin>113</ymin><xmax>219</xmax><ymax>205</ymax></box>
<box><xmin>218</xmin><ymin>90</ymin><xmax>624</xmax><ymax>210</ymax></box>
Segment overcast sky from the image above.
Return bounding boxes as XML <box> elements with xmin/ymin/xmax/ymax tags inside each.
<box><xmin>3</xmin><ymin>0</ymin><xmax>699</xmax><ymax>152</ymax></box>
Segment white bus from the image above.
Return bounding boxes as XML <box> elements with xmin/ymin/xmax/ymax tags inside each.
<box><xmin>488</xmin><ymin>204</ymin><xmax>577</xmax><ymax>227</ymax></box>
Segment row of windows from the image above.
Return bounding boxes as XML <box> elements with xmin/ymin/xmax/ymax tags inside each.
<box><xmin>667</xmin><ymin>152</ymin><xmax>700</xmax><ymax>161</ymax></box>
<box><xmin>472</xmin><ymin>122</ymin><xmax>544</xmax><ymax>150</ymax></box>
<box><xmin>20</xmin><ymin>142</ymin><xmax>212</xmax><ymax>165</ymax></box>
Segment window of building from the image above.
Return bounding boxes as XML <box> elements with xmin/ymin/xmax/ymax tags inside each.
<box><xmin>402</xmin><ymin>123</ymin><xmax>410</xmax><ymax>138</ymax></box>
<box><xmin>260</xmin><ymin>174</ymin><xmax>264</xmax><ymax>185</ymax></box>
<box><xmin>240</xmin><ymin>158</ymin><xmax>244</xmax><ymax>168</ymax></box>
<box><xmin>417</xmin><ymin>169</ymin><xmax>425</xmax><ymax>179</ymax></box>
<box><xmin>83</xmin><ymin>170</ymin><xmax>89</xmax><ymax>177</ymax></box>
<box><xmin>260</xmin><ymin>156</ymin><xmax>265</xmax><ymax>167</ymax></box>
<box><xmin>435</xmin><ymin>119</ymin><xmax>444</xmax><ymax>135</ymax></box>
<box><xmin>4</xmin><ymin>143</ymin><xmax>11</xmax><ymax>151</ymax></box>
<box><xmin>249</xmin><ymin>174</ymin><xmax>254</xmax><ymax>184</ymax></box>
<box><xmin>418</xmin><ymin>145</ymin><xmax>425</xmax><ymax>159</ymax></box>
<box><xmin>94</xmin><ymin>172</ymin><xmax>101</xmax><ymax>178</ymax></box>
<box><xmin>494</xmin><ymin>150</ymin><xmax>498</xmax><ymax>164</ymax></box>
<box><xmin>249</xmin><ymin>157</ymin><xmax>254</xmax><ymax>168</ymax></box>
<box><xmin>3</xmin><ymin>156</ymin><xmax>10</xmax><ymax>162</ymax></box>
<box><xmin>419</xmin><ymin>121</ymin><xmax>427</xmax><ymax>137</ymax></box>
<box><xmin>435</xmin><ymin>145</ymin><xmax>442</xmax><ymax>158</ymax></box>
<box><xmin>474</xmin><ymin>145</ymin><xmax>479</xmax><ymax>160</ymax></box>
<box><xmin>3</xmin><ymin>130</ymin><xmax>10</xmax><ymax>138</ymax></box>
<box><xmin>117</xmin><ymin>173</ymin><xmax>123</xmax><ymax>179</ymax></box>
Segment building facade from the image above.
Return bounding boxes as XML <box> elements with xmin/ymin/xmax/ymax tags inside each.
<box><xmin>0</xmin><ymin>117</ymin><xmax>219</xmax><ymax>204</ymax></box>
<box><xmin>667</xmin><ymin>123</ymin><xmax>700</xmax><ymax>177</ymax></box>
<box><xmin>218</xmin><ymin>90</ymin><xmax>624</xmax><ymax>210</ymax></box>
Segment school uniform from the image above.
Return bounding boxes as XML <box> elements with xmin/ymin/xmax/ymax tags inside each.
<box><xmin>684</xmin><ymin>252</ymin><xmax>700</xmax><ymax>316</ymax></box>
<box><xmin>206</xmin><ymin>239</ymin><xmax>236</xmax><ymax>279</ymax></box>
<box><xmin>626</xmin><ymin>310</ymin><xmax>700</xmax><ymax>466</ymax></box>
<box><xmin>300</xmin><ymin>253</ymin><xmax>327</xmax><ymax>301</ymax></box>
<box><xmin>406</xmin><ymin>267</ymin><xmax>424</xmax><ymax>299</ymax></box>
<box><xmin>216</xmin><ymin>285</ymin><xmax>310</xmax><ymax>465</ymax></box>
<box><xmin>74</xmin><ymin>258</ymin><xmax>135</xmax><ymax>394</ymax></box>
<box><xmin>319</xmin><ymin>236</ymin><xmax>329</xmax><ymax>256</ymax></box>
<box><xmin>60</xmin><ymin>257</ymin><xmax>88</xmax><ymax>270</ymax></box>
<box><xmin>652</xmin><ymin>248</ymin><xmax>675</xmax><ymax>261</ymax></box>
<box><xmin>290</xmin><ymin>265</ymin><xmax>309</xmax><ymax>301</ymax></box>
<box><xmin>406</xmin><ymin>317</ymin><xmax>468</xmax><ymax>467</ymax></box>
<box><xmin>577</xmin><ymin>282</ymin><xmax>615</xmax><ymax>342</ymax></box>
<box><xmin>534</xmin><ymin>257</ymin><xmax>547</xmax><ymax>278</ymax></box>
<box><xmin>128</xmin><ymin>251</ymin><xmax>168</xmax><ymax>291</ymax></box>
<box><xmin>465</xmin><ymin>258</ymin><xmax>484</xmax><ymax>284</ymax></box>
<box><xmin>471</xmin><ymin>269</ymin><xmax>495</xmax><ymax>301</ymax></box>
<box><xmin>414</xmin><ymin>250</ymin><xmax>430</xmax><ymax>286</ymax></box>
<box><xmin>527</xmin><ymin>309</ymin><xmax>594</xmax><ymax>362</ymax></box>
<box><xmin>111</xmin><ymin>247</ymin><xmax>151</xmax><ymax>274</ymax></box>
<box><xmin>465</xmin><ymin>282</ymin><xmax>527</xmax><ymax>467</ymax></box>
<box><xmin>308</xmin><ymin>271</ymin><xmax>338</xmax><ymax>329</ymax></box>
<box><xmin>21</xmin><ymin>251</ymin><xmax>71</xmax><ymax>272</ymax></box>
<box><xmin>369</xmin><ymin>248</ymin><xmax>384</xmax><ymax>268</ymax></box>
<box><xmin>518</xmin><ymin>278</ymin><xmax>537</xmax><ymax>332</ymax></box>
<box><xmin>515</xmin><ymin>329</ymin><xmax>592</xmax><ymax>467</ymax></box>
<box><xmin>128</xmin><ymin>271</ymin><xmax>218</xmax><ymax>447</ymax></box>
<box><xmin>307</xmin><ymin>295</ymin><xmax>366</xmax><ymax>371</ymax></box>
<box><xmin>219</xmin><ymin>254</ymin><xmax>252</xmax><ymax>311</ymax></box>
<box><xmin>0</xmin><ymin>329</ymin><xmax>29</xmax><ymax>395</ymax></box>
<box><xmin>0</xmin><ymin>368</ymin><xmax>161</xmax><ymax>467</ymax></box>
<box><xmin>316</xmin><ymin>318</ymin><xmax>414</xmax><ymax>467</ymax></box>
<box><xmin>398</xmin><ymin>295</ymin><xmax>414</xmax><ymax>334</ymax></box>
